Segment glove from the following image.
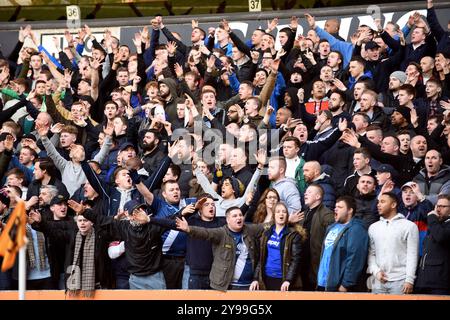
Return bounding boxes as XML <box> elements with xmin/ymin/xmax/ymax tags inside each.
<box><xmin>128</xmin><ymin>169</ymin><xmax>141</xmax><ymax>184</ymax></box>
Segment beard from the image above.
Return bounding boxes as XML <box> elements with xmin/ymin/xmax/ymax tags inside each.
<box><xmin>142</xmin><ymin>140</ymin><xmax>156</xmax><ymax>152</ymax></box>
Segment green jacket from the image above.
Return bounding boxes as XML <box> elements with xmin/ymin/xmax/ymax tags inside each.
<box><xmin>294</xmin><ymin>157</ymin><xmax>306</xmax><ymax>194</ymax></box>
<box><xmin>188</xmin><ymin>223</ymin><xmax>267</xmax><ymax>291</ymax></box>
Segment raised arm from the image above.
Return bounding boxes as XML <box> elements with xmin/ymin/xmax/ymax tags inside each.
<box><xmin>37</xmin><ymin>125</ymin><xmax>68</xmax><ymax>172</ymax></box>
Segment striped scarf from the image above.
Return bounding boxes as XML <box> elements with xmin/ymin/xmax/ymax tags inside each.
<box><xmin>67</xmin><ymin>228</ymin><xmax>96</xmax><ymax>297</ymax></box>
<box><xmin>25</xmin><ymin>225</ymin><xmax>47</xmax><ymax>270</ymax></box>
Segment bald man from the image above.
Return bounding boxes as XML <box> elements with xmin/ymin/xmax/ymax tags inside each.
<box><xmin>303</xmin><ymin>161</ymin><xmax>336</xmax><ymax>209</ymax></box>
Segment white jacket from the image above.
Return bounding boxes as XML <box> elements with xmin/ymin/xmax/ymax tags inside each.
<box><xmin>368</xmin><ymin>213</ymin><xmax>419</xmax><ymax>284</ymax></box>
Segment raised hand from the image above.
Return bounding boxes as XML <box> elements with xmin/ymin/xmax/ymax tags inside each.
<box><xmin>36</xmin><ymin>123</ymin><xmax>49</xmax><ymax>137</ymax></box>
<box><xmin>64</xmin><ymin>30</ymin><xmax>74</xmax><ymax>46</ymax></box>
<box><xmin>67</xmin><ymin>199</ymin><xmax>86</xmax><ymax>215</ymax></box>
<box><xmin>250</xmin><ymin>50</ymin><xmax>260</xmax><ymax>63</ymax></box>
<box><xmin>132</xmin><ymin>32</ymin><xmax>142</xmax><ymax>48</ymax></box>
<box><xmin>50</xmin><ymin>123</ymin><xmax>65</xmax><ymax>134</ymax></box>
<box><xmin>254</xmin><ymin>149</ymin><xmax>267</xmax><ymax>169</ymax></box>
<box><xmin>77</xmin><ymin>28</ymin><xmax>87</xmax><ymax>45</ymax></box>
<box><xmin>166</xmin><ymin>41</ymin><xmax>178</xmax><ymax>56</ymax></box>
<box><xmin>290</xmin><ymin>16</ymin><xmax>299</xmax><ymax>30</ymax></box>
<box><xmin>3</xmin><ymin>134</ymin><xmax>14</xmax><ymax>151</ymax></box>
<box><xmin>208</xmin><ymin>27</ymin><xmax>216</xmax><ymax>37</ymax></box>
<box><xmin>103</xmin><ymin>123</ymin><xmax>114</xmax><ymax>136</ymax></box>
<box><xmin>131</xmin><ymin>208</ymin><xmax>150</xmax><ymax>225</ymax></box>
<box><xmin>191</xmin><ymin>19</ymin><xmax>199</xmax><ymax>29</ymax></box>
<box><xmin>221</xmin><ymin>19</ymin><xmax>231</xmax><ymax>33</ymax></box>
<box><xmin>338</xmin><ymin>117</ymin><xmax>348</xmax><ymax>132</ymax></box>
<box><xmin>206</xmin><ymin>55</ymin><xmax>216</xmax><ymax>70</ymax></box>
<box><xmin>332</xmin><ymin>78</ymin><xmax>347</xmax><ymax>91</ymax></box>
<box><xmin>297</xmin><ymin>88</ymin><xmax>305</xmax><ymax>103</ymax></box>
<box><xmin>168</xmin><ymin>139</ymin><xmax>180</xmax><ymax>159</ymax></box>
<box><xmin>267</xmin><ymin>18</ymin><xmax>279</xmax><ymax>32</ymax></box>
<box><xmin>304</xmin><ymin>13</ymin><xmax>316</xmax><ymax>29</ymax></box>
<box><xmin>140</xmin><ymin>26</ymin><xmax>149</xmax><ymax>43</ymax></box>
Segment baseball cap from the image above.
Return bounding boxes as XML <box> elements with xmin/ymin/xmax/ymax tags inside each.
<box><xmin>375</xmin><ymin>163</ymin><xmax>398</xmax><ymax>177</ymax></box>
<box><xmin>119</xmin><ymin>142</ymin><xmax>136</xmax><ymax>153</ymax></box>
<box><xmin>124</xmin><ymin>200</ymin><xmax>147</xmax><ymax>213</ymax></box>
<box><xmin>22</xmin><ymin>133</ymin><xmax>37</xmax><ymax>142</ymax></box>
<box><xmin>365</xmin><ymin>41</ymin><xmax>380</xmax><ymax>50</ymax></box>
<box><xmin>401</xmin><ymin>181</ymin><xmax>416</xmax><ymax>190</ymax></box>
<box><xmin>49</xmin><ymin>195</ymin><xmax>67</xmax><ymax>206</ymax></box>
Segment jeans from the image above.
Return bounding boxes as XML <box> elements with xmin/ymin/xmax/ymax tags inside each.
<box><xmin>188</xmin><ymin>273</ymin><xmax>210</xmax><ymax>289</ymax></box>
<box><xmin>129</xmin><ymin>272</ymin><xmax>166</xmax><ymax>290</ymax></box>
<box><xmin>182</xmin><ymin>264</ymin><xmax>190</xmax><ymax>289</ymax></box>
<box><xmin>372</xmin><ymin>279</ymin><xmax>404</xmax><ymax>294</ymax></box>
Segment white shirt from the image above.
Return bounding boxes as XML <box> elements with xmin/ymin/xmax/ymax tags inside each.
<box><xmin>285</xmin><ymin>156</ymin><xmax>301</xmax><ymax>180</ymax></box>
<box><xmin>368</xmin><ymin>213</ymin><xmax>419</xmax><ymax>284</ymax></box>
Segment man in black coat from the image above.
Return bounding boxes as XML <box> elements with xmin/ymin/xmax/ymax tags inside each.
<box><xmin>415</xmin><ymin>194</ymin><xmax>450</xmax><ymax>295</ymax></box>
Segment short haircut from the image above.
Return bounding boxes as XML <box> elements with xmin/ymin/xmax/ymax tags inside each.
<box><xmin>225</xmin><ymin>206</ymin><xmax>242</xmax><ymax>216</ymax></box>
<box><xmin>269</xmin><ymin>156</ymin><xmax>287</xmax><ymax>170</ymax></box>
<box><xmin>35</xmin><ymin>157</ymin><xmax>56</xmax><ymax>177</ymax></box>
<box><xmin>117</xmin><ymin>66</ymin><xmax>128</xmax><ymax>74</ymax></box>
<box><xmin>437</xmin><ymin>194</ymin><xmax>450</xmax><ymax>202</ymax></box>
<box><xmin>20</xmin><ymin>146</ymin><xmax>37</xmax><ymax>160</ymax></box>
<box><xmin>193</xmin><ymin>27</ymin><xmax>206</xmax><ymax>39</ymax></box>
<box><xmin>381</xmin><ymin>192</ymin><xmax>398</xmax><ymax>206</ymax></box>
<box><xmin>246</xmin><ymin>96</ymin><xmax>262</xmax><ymax>110</ymax></box>
<box><xmin>354</xmin><ymin>112</ymin><xmax>370</xmax><ymax>123</ymax></box>
<box><xmin>167</xmin><ymin>164</ymin><xmax>181</xmax><ymax>180</ymax></box>
<box><xmin>240</xmin><ymin>80</ymin><xmax>254</xmax><ymax>90</ymax></box>
<box><xmin>104</xmin><ymin>100</ymin><xmax>119</xmax><ymax>109</ymax></box>
<box><xmin>41</xmin><ymin>184</ymin><xmax>59</xmax><ymax>199</ymax></box>
<box><xmin>366</xmin><ymin>124</ymin><xmax>382</xmax><ymax>133</ymax></box>
<box><xmin>384</xmin><ymin>135</ymin><xmax>400</xmax><ymax>147</ymax></box>
<box><xmin>426</xmin><ymin>78</ymin><xmax>442</xmax><ymax>88</ymax></box>
<box><xmin>161</xmin><ymin>179</ymin><xmax>179</xmax><ymax>192</ymax></box>
<box><xmin>398</xmin><ymin>84</ymin><xmax>416</xmax><ymax>98</ymax></box>
<box><xmin>308</xmin><ymin>183</ymin><xmax>324</xmax><ymax>199</ymax></box>
<box><xmin>359</xmin><ymin>174</ymin><xmax>376</xmax><ymax>183</ymax></box>
<box><xmin>61</xmin><ymin>124</ymin><xmax>78</xmax><ymax>136</ymax></box>
<box><xmin>350</xmin><ymin>56</ymin><xmax>366</xmax><ymax>67</ymax></box>
<box><xmin>361</xmin><ymin>89</ymin><xmax>378</xmax><ymax>101</ymax></box>
<box><xmin>5</xmin><ymin>168</ymin><xmax>26</xmax><ymax>185</ymax></box>
<box><xmin>283</xmin><ymin>136</ymin><xmax>301</xmax><ymax>149</ymax></box>
<box><xmin>396</xmin><ymin>129</ymin><xmax>411</xmax><ymax>137</ymax></box>
<box><xmin>336</xmin><ymin>196</ymin><xmax>356</xmax><ymax>216</ymax></box>
<box><xmin>354</xmin><ymin>147</ymin><xmax>371</xmax><ymax>159</ymax></box>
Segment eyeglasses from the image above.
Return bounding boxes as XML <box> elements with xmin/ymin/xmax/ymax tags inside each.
<box><xmin>437</xmin><ymin>205</ymin><xmax>450</xmax><ymax>209</ymax></box>
<box><xmin>227</xmin><ymin>110</ymin><xmax>238</xmax><ymax>114</ymax></box>
<box><xmin>266</xmin><ymin>196</ymin><xmax>278</xmax><ymax>200</ymax></box>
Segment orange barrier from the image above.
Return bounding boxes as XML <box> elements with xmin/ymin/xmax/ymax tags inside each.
<box><xmin>0</xmin><ymin>289</ymin><xmax>448</xmax><ymax>300</ymax></box>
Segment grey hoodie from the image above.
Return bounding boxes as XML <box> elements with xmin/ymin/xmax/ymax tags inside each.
<box><xmin>272</xmin><ymin>177</ymin><xmax>302</xmax><ymax>214</ymax></box>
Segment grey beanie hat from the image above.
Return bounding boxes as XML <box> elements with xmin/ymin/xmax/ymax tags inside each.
<box><xmin>390</xmin><ymin>71</ymin><xmax>407</xmax><ymax>85</ymax></box>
